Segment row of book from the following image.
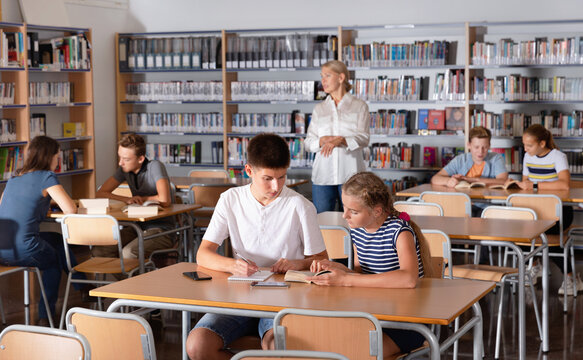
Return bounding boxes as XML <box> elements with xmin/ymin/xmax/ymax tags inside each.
<box><xmin>145</xmin><ymin>141</ymin><xmax>223</xmax><ymax>165</ymax></box>
<box><xmin>231</xmin><ymin>112</ymin><xmax>311</xmax><ymax>134</ymax></box>
<box><xmin>433</xmin><ymin>69</ymin><xmax>465</xmax><ymax>101</ymax></box>
<box><xmin>30</xmin><ymin>113</ymin><xmax>46</xmax><ymax>138</ymax></box>
<box><xmin>126</xmin><ymin>112</ymin><xmax>223</xmax><ymax>133</ymax></box>
<box><xmin>385</xmin><ymin>176</ymin><xmax>421</xmax><ymax>195</ymax></box>
<box><xmin>366</xmin><ymin>143</ymin><xmax>464</xmax><ymax>169</ymax></box>
<box><xmin>471</xmin><ymin>109</ymin><xmax>583</xmax><ymax>137</ymax></box>
<box><xmin>0</xmin><ymin>31</ymin><xmax>25</xmax><ymax>68</ymax></box>
<box><xmin>226</xmin><ymin>34</ymin><xmax>337</xmax><ymax>69</ymax></box>
<box><xmin>55</xmin><ymin>148</ymin><xmax>85</xmax><ymax>173</ymax></box>
<box><xmin>350</xmin><ymin>76</ymin><xmax>429</xmax><ymax>102</ymax></box>
<box><xmin>0</xmin><ymin>119</ymin><xmax>16</xmax><ymax>143</ymax></box>
<box><xmin>32</xmin><ymin>33</ymin><xmax>91</xmax><ymax>70</ymax></box>
<box><xmin>227</xmin><ymin>137</ymin><xmax>315</xmax><ymax>167</ymax></box>
<box><xmin>499</xmin><ymin>75</ymin><xmax>583</xmax><ymax>101</ymax></box>
<box><xmin>471</xmin><ymin>37</ymin><xmax>583</xmax><ymax>66</ymax></box>
<box><xmin>230</xmin><ymin>81</ymin><xmax>317</xmax><ymax>101</ymax></box>
<box><xmin>342</xmin><ymin>40</ymin><xmax>456</xmax><ymax>68</ymax></box>
<box><xmin>120</xmin><ymin>36</ymin><xmax>220</xmax><ymax>71</ymax></box>
<box><xmin>0</xmin><ymin>82</ymin><xmax>15</xmax><ymax>105</ymax></box>
<box><xmin>0</xmin><ymin>146</ymin><xmax>22</xmax><ymax>180</ymax></box>
<box><xmin>29</xmin><ymin>81</ymin><xmax>73</xmax><ymax>104</ymax></box>
<box><xmin>125</xmin><ymin>81</ymin><xmax>223</xmax><ymax>102</ymax></box>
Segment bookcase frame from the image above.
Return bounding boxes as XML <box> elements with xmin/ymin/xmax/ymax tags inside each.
<box><xmin>0</xmin><ymin>22</ymin><xmax>95</xmax><ymax>198</ymax></box>
<box><xmin>114</xmin><ymin>19</ymin><xmax>583</xmax><ymax>179</ymax></box>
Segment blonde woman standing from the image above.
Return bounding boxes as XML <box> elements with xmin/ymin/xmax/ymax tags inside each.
<box><xmin>305</xmin><ymin>60</ymin><xmax>370</xmax><ymax>213</ymax></box>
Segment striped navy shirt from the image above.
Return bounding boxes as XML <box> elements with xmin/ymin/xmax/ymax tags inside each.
<box><xmin>523</xmin><ymin>149</ymin><xmax>568</xmax><ymax>182</ymax></box>
<box><xmin>351</xmin><ymin>216</ymin><xmax>424</xmax><ymax>277</ymax></box>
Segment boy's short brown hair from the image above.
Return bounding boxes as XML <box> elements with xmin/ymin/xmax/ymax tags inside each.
<box><xmin>468</xmin><ymin>126</ymin><xmax>491</xmax><ymax>143</ymax></box>
<box><xmin>118</xmin><ymin>133</ymin><xmax>146</xmax><ymax>157</ymax></box>
<box><xmin>247</xmin><ymin>133</ymin><xmax>290</xmax><ymax>169</ymax></box>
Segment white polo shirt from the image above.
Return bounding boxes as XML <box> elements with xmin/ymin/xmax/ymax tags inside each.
<box><xmin>203</xmin><ymin>184</ymin><xmax>326</xmax><ymax>267</ymax></box>
<box><xmin>304</xmin><ymin>93</ymin><xmax>370</xmax><ymax>185</ymax></box>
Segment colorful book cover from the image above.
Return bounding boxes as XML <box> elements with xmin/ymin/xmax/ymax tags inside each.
<box><xmin>445</xmin><ymin>107</ymin><xmax>465</xmax><ymax>131</ymax></box>
<box><xmin>423</xmin><ymin>146</ymin><xmax>436</xmax><ymax>167</ymax></box>
<box><xmin>427</xmin><ymin>109</ymin><xmax>445</xmax><ymax>130</ymax></box>
<box><xmin>417</xmin><ymin>109</ymin><xmax>429</xmax><ymax>130</ymax></box>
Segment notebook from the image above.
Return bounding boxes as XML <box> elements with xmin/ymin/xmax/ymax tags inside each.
<box><xmin>228</xmin><ymin>270</ymin><xmax>273</xmax><ymax>282</ymax></box>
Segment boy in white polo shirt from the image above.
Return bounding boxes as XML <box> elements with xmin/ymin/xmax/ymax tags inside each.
<box><xmin>186</xmin><ymin>133</ymin><xmax>327</xmax><ymax>360</ymax></box>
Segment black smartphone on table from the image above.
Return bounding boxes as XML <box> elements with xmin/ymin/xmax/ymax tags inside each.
<box><xmin>183</xmin><ymin>271</ymin><xmax>212</xmax><ymax>281</ymax></box>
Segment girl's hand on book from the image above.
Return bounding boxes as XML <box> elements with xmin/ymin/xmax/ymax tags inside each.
<box><xmin>271</xmin><ymin>258</ymin><xmax>304</xmax><ymax>273</ymax></box>
<box><xmin>310</xmin><ymin>259</ymin><xmax>348</xmax><ymax>273</ymax></box>
<box><xmin>307</xmin><ymin>268</ymin><xmax>346</xmax><ymax>286</ymax></box>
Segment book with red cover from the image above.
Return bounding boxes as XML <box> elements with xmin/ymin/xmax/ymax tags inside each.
<box><xmin>423</xmin><ymin>146</ymin><xmax>437</xmax><ymax>167</ymax></box>
<box><xmin>427</xmin><ymin>109</ymin><xmax>445</xmax><ymax>130</ymax></box>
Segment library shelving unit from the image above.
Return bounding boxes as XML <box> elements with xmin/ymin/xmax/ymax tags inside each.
<box><xmin>115</xmin><ymin>20</ymin><xmax>583</xmax><ymax>182</ymax></box>
<box><xmin>466</xmin><ymin>20</ymin><xmax>583</xmax><ymax>178</ymax></box>
<box><xmin>0</xmin><ymin>23</ymin><xmax>95</xmax><ymax>198</ymax></box>
<box><xmin>115</xmin><ymin>30</ymin><xmax>225</xmax><ymax>174</ymax></box>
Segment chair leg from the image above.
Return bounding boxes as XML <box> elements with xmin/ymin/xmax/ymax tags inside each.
<box><xmin>59</xmin><ymin>273</ymin><xmax>73</xmax><ymax>329</ymax></box>
<box><xmin>32</xmin><ymin>269</ymin><xmax>54</xmax><ymax>328</ymax></box>
<box><xmin>563</xmin><ymin>250</ymin><xmax>569</xmax><ymax>313</ymax></box>
<box><xmin>527</xmin><ymin>274</ymin><xmax>542</xmax><ymax>339</ymax></box>
<box><xmin>494</xmin><ymin>281</ymin><xmax>506</xmax><ymax>360</ymax></box>
<box><xmin>570</xmin><ymin>245</ymin><xmax>577</xmax><ymax>299</ymax></box>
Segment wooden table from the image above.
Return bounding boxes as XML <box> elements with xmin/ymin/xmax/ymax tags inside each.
<box><xmin>92</xmin><ymin>262</ymin><xmax>494</xmax><ymax>360</ymax></box>
<box><xmin>50</xmin><ymin>203</ymin><xmax>201</xmax><ymax>273</ymax></box>
<box><xmin>171</xmin><ymin>176</ymin><xmax>309</xmax><ymax>190</ymax></box>
<box><xmin>396</xmin><ymin>183</ymin><xmax>583</xmax><ymax>204</ymax></box>
<box><xmin>409</xmin><ymin>215</ymin><xmax>555</xmax><ymax>359</ymax></box>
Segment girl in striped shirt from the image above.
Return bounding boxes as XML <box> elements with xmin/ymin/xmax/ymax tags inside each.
<box><xmin>309</xmin><ymin>172</ymin><xmax>435</xmax><ymax>359</ymax></box>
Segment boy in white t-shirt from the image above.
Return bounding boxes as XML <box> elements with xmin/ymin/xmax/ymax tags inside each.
<box><xmin>186</xmin><ymin>133</ymin><xmax>327</xmax><ymax>359</ymax></box>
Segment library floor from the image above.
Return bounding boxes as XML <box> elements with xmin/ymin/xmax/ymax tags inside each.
<box><xmin>2</xmin><ymin>260</ymin><xmax>583</xmax><ymax>360</ymax></box>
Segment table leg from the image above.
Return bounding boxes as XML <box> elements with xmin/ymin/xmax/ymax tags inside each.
<box><xmin>472</xmin><ymin>302</ymin><xmax>483</xmax><ymax>360</ymax></box>
<box><xmin>541</xmin><ymin>234</ymin><xmax>549</xmax><ymax>353</ymax></box>
<box><xmin>182</xmin><ymin>311</ymin><xmax>190</xmax><ymax>360</ymax></box>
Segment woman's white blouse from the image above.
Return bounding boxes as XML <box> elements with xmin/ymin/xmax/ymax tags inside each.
<box><xmin>305</xmin><ymin>93</ymin><xmax>370</xmax><ymax>185</ymax></box>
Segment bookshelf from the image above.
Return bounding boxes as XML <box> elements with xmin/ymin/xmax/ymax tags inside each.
<box><xmin>0</xmin><ymin>23</ymin><xmax>95</xmax><ymax>198</ymax></box>
<box><xmin>115</xmin><ymin>20</ymin><xmax>583</xmax><ymax>181</ymax></box>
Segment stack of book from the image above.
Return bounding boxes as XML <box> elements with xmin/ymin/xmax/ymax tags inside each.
<box><xmin>119</xmin><ymin>36</ymin><xmax>220</xmax><ymax>71</ymax></box>
<box><xmin>433</xmin><ymin>69</ymin><xmax>465</xmax><ymax>101</ymax></box>
<box><xmin>32</xmin><ymin>33</ymin><xmax>91</xmax><ymax>70</ymax></box>
<box><xmin>125</xmin><ymin>81</ymin><xmax>223</xmax><ymax>102</ymax></box>
<box><xmin>126</xmin><ymin>112</ymin><xmax>223</xmax><ymax>133</ymax></box>
<box><xmin>343</xmin><ymin>40</ymin><xmax>455</xmax><ymax>68</ymax></box>
<box><xmin>226</xmin><ymin>34</ymin><xmax>337</xmax><ymax>69</ymax></box>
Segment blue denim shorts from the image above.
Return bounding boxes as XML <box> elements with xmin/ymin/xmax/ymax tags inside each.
<box><xmin>193</xmin><ymin>313</ymin><xmax>273</xmax><ymax>347</ymax></box>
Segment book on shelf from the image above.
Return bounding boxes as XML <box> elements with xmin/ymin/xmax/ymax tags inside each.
<box><xmin>283</xmin><ymin>270</ymin><xmax>330</xmax><ymax>284</ymax></box>
<box><xmin>565</xmin><ymin>150</ymin><xmax>583</xmax><ymax>174</ymax></box>
<box><xmin>0</xmin><ymin>146</ymin><xmax>22</xmax><ymax>180</ymax></box>
<box><xmin>63</xmin><ymin>122</ymin><xmax>85</xmax><ymax>137</ymax></box>
<box><xmin>27</xmin><ymin>32</ymin><xmax>39</xmax><ymax>68</ymax></box>
<box><xmin>427</xmin><ymin>110</ymin><xmax>445</xmax><ymax>130</ymax></box>
<box><xmin>30</xmin><ymin>114</ymin><xmax>46</xmax><ymax>138</ymax></box>
<box><xmin>291</xmin><ymin>111</ymin><xmax>306</xmax><ymax>134</ymax></box>
<box><xmin>489</xmin><ymin>180</ymin><xmax>520</xmax><ymax>190</ymax></box>
<box><xmin>417</xmin><ymin>109</ymin><xmax>429</xmax><ymax>133</ymax></box>
<box><xmin>445</xmin><ymin>107</ymin><xmax>464</xmax><ymax>132</ymax></box>
<box><xmin>454</xmin><ymin>180</ymin><xmax>485</xmax><ymax>189</ymax></box>
<box><xmin>0</xmin><ymin>118</ymin><xmax>17</xmax><ymax>142</ymax></box>
<box><xmin>441</xmin><ymin>147</ymin><xmax>463</xmax><ymax>167</ymax></box>
<box><xmin>423</xmin><ymin>147</ymin><xmax>437</xmax><ymax>168</ymax></box>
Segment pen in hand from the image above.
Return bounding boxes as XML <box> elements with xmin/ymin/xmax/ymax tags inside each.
<box><xmin>234</xmin><ymin>251</ymin><xmax>258</xmax><ymax>275</ymax></box>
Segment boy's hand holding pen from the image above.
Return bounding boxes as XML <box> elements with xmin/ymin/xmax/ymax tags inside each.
<box><xmin>234</xmin><ymin>251</ymin><xmax>258</xmax><ymax>276</ymax></box>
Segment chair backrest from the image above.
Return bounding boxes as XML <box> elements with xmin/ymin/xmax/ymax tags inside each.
<box><xmin>274</xmin><ymin>309</ymin><xmax>383</xmax><ymax>360</ymax></box>
<box><xmin>394</xmin><ymin>201</ymin><xmax>443</xmax><ymax>216</ymax></box>
<box><xmin>61</xmin><ymin>214</ymin><xmax>120</xmax><ymax>247</ymax></box>
<box><xmin>419</xmin><ymin>191</ymin><xmax>471</xmax><ymax>217</ymax></box>
<box><xmin>231</xmin><ymin>350</ymin><xmax>349</xmax><ymax>360</ymax></box>
<box><xmin>319</xmin><ymin>227</ymin><xmax>353</xmax><ymax>269</ymax></box>
<box><xmin>188</xmin><ymin>184</ymin><xmax>232</xmax><ymax>207</ymax></box>
<box><xmin>188</xmin><ymin>168</ymin><xmax>230</xmax><ymax>178</ymax></box>
<box><xmin>66</xmin><ymin>307</ymin><xmax>156</xmax><ymax>360</ymax></box>
<box><xmin>0</xmin><ymin>324</ymin><xmax>90</xmax><ymax>360</ymax></box>
<box><xmin>481</xmin><ymin>205</ymin><xmax>537</xmax><ymax>221</ymax></box>
<box><xmin>507</xmin><ymin>193</ymin><xmax>562</xmax><ymax>243</ymax></box>
<box><xmin>420</xmin><ymin>229</ymin><xmax>453</xmax><ymax>279</ymax></box>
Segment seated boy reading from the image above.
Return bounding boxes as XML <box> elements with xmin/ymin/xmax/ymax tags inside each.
<box><xmin>186</xmin><ymin>133</ymin><xmax>327</xmax><ymax>359</ymax></box>
<box><xmin>95</xmin><ymin>133</ymin><xmax>174</xmax><ymax>259</ymax></box>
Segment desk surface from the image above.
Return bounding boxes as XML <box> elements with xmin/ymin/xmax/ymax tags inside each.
<box><xmin>171</xmin><ymin>177</ymin><xmax>309</xmax><ymax>189</ymax></box>
<box><xmin>50</xmin><ymin>203</ymin><xmax>201</xmax><ymax>222</ymax></box>
<box><xmin>410</xmin><ymin>215</ymin><xmax>555</xmax><ymax>242</ymax></box>
<box><xmin>92</xmin><ymin>262</ymin><xmax>494</xmax><ymax>325</ymax></box>
<box><xmin>395</xmin><ymin>183</ymin><xmax>583</xmax><ymax>203</ymax></box>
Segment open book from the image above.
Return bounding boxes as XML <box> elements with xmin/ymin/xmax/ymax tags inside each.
<box><xmin>122</xmin><ymin>200</ymin><xmax>162</xmax><ymax>216</ymax></box>
<box><xmin>489</xmin><ymin>180</ymin><xmax>520</xmax><ymax>190</ymax></box>
<box><xmin>454</xmin><ymin>180</ymin><xmax>485</xmax><ymax>189</ymax></box>
<box><xmin>284</xmin><ymin>270</ymin><xmax>331</xmax><ymax>284</ymax></box>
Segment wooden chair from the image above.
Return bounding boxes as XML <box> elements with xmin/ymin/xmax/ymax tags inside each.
<box><xmin>0</xmin><ymin>266</ymin><xmax>54</xmax><ymax>327</ymax></box>
<box><xmin>394</xmin><ymin>201</ymin><xmax>444</xmax><ymax>216</ymax></box>
<box><xmin>319</xmin><ymin>226</ymin><xmax>353</xmax><ymax>270</ymax></box>
<box><xmin>506</xmin><ymin>193</ymin><xmax>576</xmax><ymax>312</ymax></box>
<box><xmin>0</xmin><ymin>324</ymin><xmax>90</xmax><ymax>360</ymax></box>
<box><xmin>188</xmin><ymin>168</ymin><xmax>230</xmax><ymax>178</ymax></box>
<box><xmin>419</xmin><ymin>191</ymin><xmax>471</xmax><ymax>217</ymax></box>
<box><xmin>273</xmin><ymin>309</ymin><xmax>383</xmax><ymax>360</ymax></box>
<box><xmin>231</xmin><ymin>349</ymin><xmax>349</xmax><ymax>360</ymax></box>
<box><xmin>58</xmin><ymin>214</ymin><xmax>147</xmax><ymax>329</ymax></box>
<box><xmin>420</xmin><ymin>229</ymin><xmax>453</xmax><ymax>279</ymax></box>
<box><xmin>455</xmin><ymin>205</ymin><xmax>542</xmax><ymax>359</ymax></box>
<box><xmin>66</xmin><ymin>307</ymin><xmax>156</xmax><ymax>360</ymax></box>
